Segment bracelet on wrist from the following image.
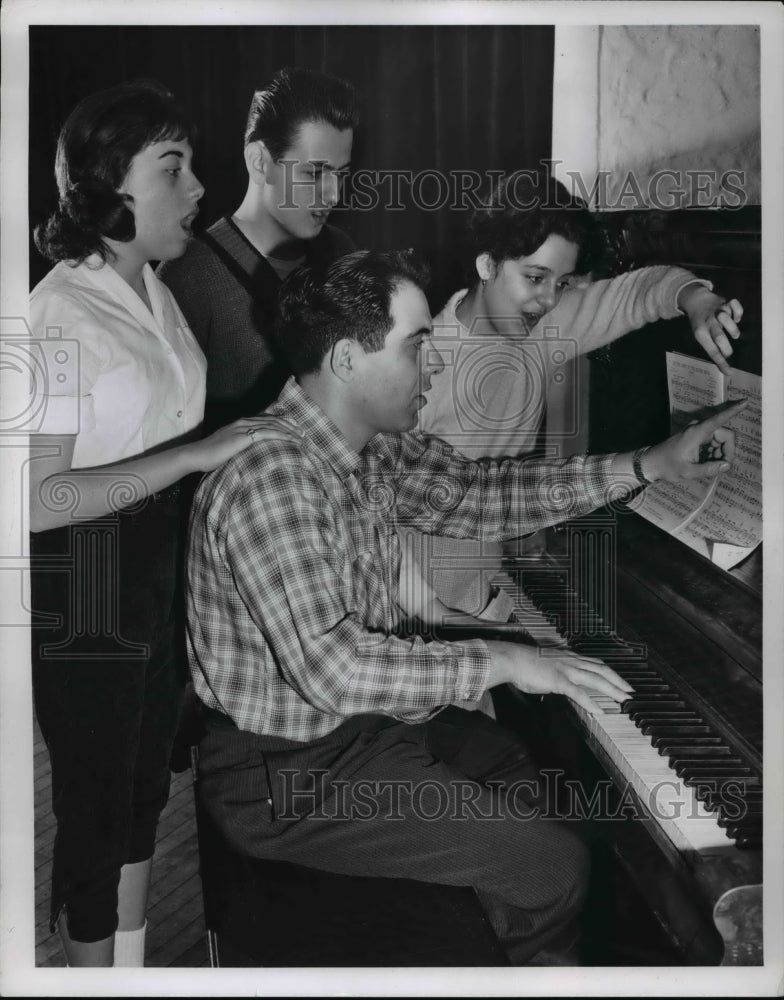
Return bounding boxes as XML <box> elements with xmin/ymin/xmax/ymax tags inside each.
<box><xmin>632</xmin><ymin>446</ymin><xmax>653</xmax><ymax>487</ymax></box>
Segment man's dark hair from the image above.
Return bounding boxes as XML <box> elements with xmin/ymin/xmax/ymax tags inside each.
<box><xmin>244</xmin><ymin>67</ymin><xmax>360</xmax><ymax>158</ymax></box>
<box><xmin>274</xmin><ymin>250</ymin><xmax>431</xmax><ymax>376</ymax></box>
<box><xmin>466</xmin><ymin>171</ymin><xmax>604</xmax><ymax>278</ymax></box>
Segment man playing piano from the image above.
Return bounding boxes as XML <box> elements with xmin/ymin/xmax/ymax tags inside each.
<box><xmin>185</xmin><ymin>249</ymin><xmax>744</xmax><ymax>966</ymax></box>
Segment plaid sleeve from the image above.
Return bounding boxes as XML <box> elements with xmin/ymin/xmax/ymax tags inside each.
<box><xmin>379</xmin><ymin>432</ymin><xmax>621</xmax><ymax>538</ymax></box>
<box><xmin>224</xmin><ymin>446</ymin><xmax>491</xmax><ymax>720</ymax></box>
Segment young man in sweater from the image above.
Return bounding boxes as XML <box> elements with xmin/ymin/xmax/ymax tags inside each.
<box><xmin>159</xmin><ymin>67</ymin><xmax>358</xmax><ymax>431</ymax></box>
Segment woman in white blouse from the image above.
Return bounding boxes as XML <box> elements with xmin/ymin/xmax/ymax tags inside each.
<box><xmin>29</xmin><ymin>80</ymin><xmax>267</xmax><ymax>967</ymax></box>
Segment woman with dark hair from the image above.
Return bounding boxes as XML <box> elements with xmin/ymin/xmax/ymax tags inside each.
<box><xmin>29</xmin><ymin>80</ymin><xmax>269</xmax><ymax>967</ymax></box>
<box><xmin>412</xmin><ymin>171</ymin><xmax>744</xmax><ymax>626</ymax></box>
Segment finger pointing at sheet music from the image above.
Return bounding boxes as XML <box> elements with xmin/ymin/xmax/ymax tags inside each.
<box><xmin>638</xmin><ymin>398</ymin><xmax>748</xmax><ymax>483</ymax></box>
<box><xmin>678</xmin><ymin>283</ymin><xmax>744</xmax><ymax>376</ymax></box>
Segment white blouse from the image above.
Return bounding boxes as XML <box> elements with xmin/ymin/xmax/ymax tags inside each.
<box><xmin>30</xmin><ymin>254</ymin><xmax>207</xmax><ymax>468</ymax></box>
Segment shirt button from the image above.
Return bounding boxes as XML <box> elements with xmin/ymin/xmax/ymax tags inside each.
<box><xmin>177</xmin><ymin>410</ymin><xmax>183</xmax><ymax>418</ymax></box>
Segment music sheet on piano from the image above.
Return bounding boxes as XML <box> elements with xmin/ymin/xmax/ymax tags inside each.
<box><xmin>635</xmin><ymin>353</ymin><xmax>762</xmax><ymax>569</ymax></box>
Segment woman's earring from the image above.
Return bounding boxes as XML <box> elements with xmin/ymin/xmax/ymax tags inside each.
<box><xmin>481</xmin><ymin>278</ymin><xmax>487</xmax><ymax>289</ymax></box>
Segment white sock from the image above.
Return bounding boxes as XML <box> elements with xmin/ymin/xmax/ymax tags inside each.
<box><xmin>113</xmin><ymin>922</ymin><xmax>146</xmax><ymax>967</ymax></box>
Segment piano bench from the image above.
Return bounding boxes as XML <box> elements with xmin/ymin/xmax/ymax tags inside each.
<box><xmin>189</xmin><ymin>746</ymin><xmax>508</xmax><ymax>968</ymax></box>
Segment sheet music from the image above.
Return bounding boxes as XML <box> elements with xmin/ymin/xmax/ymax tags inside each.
<box><xmin>636</xmin><ymin>354</ymin><xmax>724</xmax><ymax>534</ymax></box>
<box><xmin>635</xmin><ymin>475</ymin><xmax>718</xmax><ymax>535</ymax></box>
<box><xmin>666</xmin><ymin>352</ymin><xmax>727</xmax><ymax>425</ymax></box>
<box><xmin>635</xmin><ymin>353</ymin><xmax>762</xmax><ymax>568</ymax></box>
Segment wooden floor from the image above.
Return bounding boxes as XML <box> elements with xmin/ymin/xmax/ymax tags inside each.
<box><xmin>34</xmin><ymin>718</ymin><xmax>210</xmax><ymax>968</ymax></box>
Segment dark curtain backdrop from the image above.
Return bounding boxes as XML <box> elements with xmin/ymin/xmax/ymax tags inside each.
<box><xmin>29</xmin><ymin>25</ymin><xmax>554</xmax><ymax>309</ymax></box>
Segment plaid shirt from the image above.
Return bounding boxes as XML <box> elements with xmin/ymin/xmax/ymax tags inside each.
<box><xmin>186</xmin><ymin>377</ymin><xmax>617</xmax><ymax>741</ymax></box>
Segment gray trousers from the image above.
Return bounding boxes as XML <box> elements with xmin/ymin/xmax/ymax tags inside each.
<box><xmin>197</xmin><ymin>705</ymin><xmax>588</xmax><ymax>964</ymax></box>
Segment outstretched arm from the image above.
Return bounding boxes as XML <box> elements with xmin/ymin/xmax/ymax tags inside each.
<box><xmin>388</xmin><ymin>399</ymin><xmax>746</xmax><ymax>541</ymax></box>
<box><xmin>545</xmin><ymin>266</ymin><xmax>742</xmax><ymax>369</ymax></box>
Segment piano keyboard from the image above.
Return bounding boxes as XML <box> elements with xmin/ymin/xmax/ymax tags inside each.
<box><xmin>492</xmin><ymin>570</ymin><xmax>762</xmax><ymax>857</ymax></box>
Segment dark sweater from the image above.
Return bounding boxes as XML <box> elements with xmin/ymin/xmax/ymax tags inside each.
<box><xmin>158</xmin><ymin>216</ymin><xmax>354</xmax><ymax>430</ymax></box>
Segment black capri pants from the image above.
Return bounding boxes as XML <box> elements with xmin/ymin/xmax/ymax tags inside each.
<box><xmin>30</xmin><ymin>490</ymin><xmax>185</xmax><ymax>943</ymax></box>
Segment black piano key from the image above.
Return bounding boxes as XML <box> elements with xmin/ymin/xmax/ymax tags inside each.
<box><xmin>716</xmin><ymin>790</ymin><xmax>765</xmax><ymax>812</ymax></box>
<box><xmin>635</xmin><ymin>715</ymin><xmax>703</xmax><ymax>737</ymax></box>
<box><xmin>694</xmin><ymin>778</ymin><xmax>762</xmax><ymax>799</ymax></box>
<box><xmin>727</xmin><ymin>815</ymin><xmax>765</xmax><ymax>835</ymax></box>
<box><xmin>650</xmin><ymin>725</ymin><xmax>714</xmax><ymax>742</ymax></box>
<box><xmin>717</xmin><ymin>806</ymin><xmax>764</xmax><ymax>828</ymax></box>
<box><xmin>628</xmin><ymin>708</ymin><xmax>693</xmax><ymax>721</ymax></box>
<box><xmin>627</xmin><ymin>685</ymin><xmax>686</xmax><ymax>709</ymax></box>
<box><xmin>730</xmin><ymin>774</ymin><xmax>761</xmax><ymax>788</ymax></box>
<box><xmin>671</xmin><ymin>756</ymin><xmax>744</xmax><ymax>772</ymax></box>
<box><xmin>681</xmin><ymin>766</ymin><xmax>754</xmax><ymax>783</ymax></box>
<box><xmin>568</xmin><ymin>612</ymin><xmax>606</xmax><ymax>631</ymax></box>
<box><xmin>644</xmin><ymin>723</ymin><xmax>714</xmax><ymax>740</ymax></box>
<box><xmin>726</xmin><ymin>820</ymin><xmax>763</xmax><ymax>840</ymax></box>
<box><xmin>718</xmin><ymin>826</ymin><xmax>763</xmax><ymax>842</ymax></box>
<box><xmin>716</xmin><ymin>812</ymin><xmax>762</xmax><ymax>830</ymax></box>
<box><xmin>619</xmin><ymin>685</ymin><xmax>674</xmax><ymax>694</ymax></box>
<box><xmin>619</xmin><ymin>681</ymin><xmax>669</xmax><ymax>692</ymax></box>
<box><xmin>634</xmin><ymin>714</ymin><xmax>701</xmax><ymax>728</ymax></box>
<box><xmin>524</xmin><ymin>587</ymin><xmax>561</xmax><ymax>600</ymax></box>
<box><xmin>667</xmin><ymin>747</ymin><xmax>736</xmax><ymax>764</ymax></box>
<box><xmin>634</xmin><ymin>707</ymin><xmax>699</xmax><ymax>717</ymax></box>
<box><xmin>718</xmin><ymin>789</ymin><xmax>765</xmax><ymax>808</ymax></box>
<box><xmin>673</xmin><ymin>762</ymin><xmax>744</xmax><ymax>781</ymax></box>
<box><xmin>657</xmin><ymin>737</ymin><xmax>725</xmax><ymax>755</ymax></box>
<box><xmin>526</xmin><ymin>591</ymin><xmax>566</xmax><ymax>605</ymax></box>
<box><xmin>695</xmin><ymin>782</ymin><xmax>762</xmax><ymax>812</ymax></box>
<box><xmin>718</xmin><ymin>795</ymin><xmax>764</xmax><ymax>812</ymax></box>
<box><xmin>610</xmin><ymin>664</ymin><xmax>660</xmax><ymax>671</ymax></box>
<box><xmin>631</xmin><ymin>709</ymin><xmax>697</xmax><ymax>721</ymax></box>
<box><xmin>623</xmin><ymin>697</ymin><xmax>687</xmax><ymax>710</ymax></box>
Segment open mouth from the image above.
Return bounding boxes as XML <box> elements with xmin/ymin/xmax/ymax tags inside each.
<box><xmin>521</xmin><ymin>312</ymin><xmax>543</xmax><ymax>333</ymax></box>
<box><xmin>416</xmin><ymin>383</ymin><xmax>432</xmax><ymax>407</ymax></box>
<box><xmin>180</xmin><ymin>210</ymin><xmax>199</xmax><ymax>234</ymax></box>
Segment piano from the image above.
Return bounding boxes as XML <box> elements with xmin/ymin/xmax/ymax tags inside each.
<box><xmin>493</xmin><ymin>208</ymin><xmax>763</xmax><ymax>965</ymax></box>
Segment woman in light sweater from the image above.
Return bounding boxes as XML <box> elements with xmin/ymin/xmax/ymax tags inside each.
<box><xmin>407</xmin><ymin>174</ymin><xmax>743</xmax><ymax>624</ymax></box>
